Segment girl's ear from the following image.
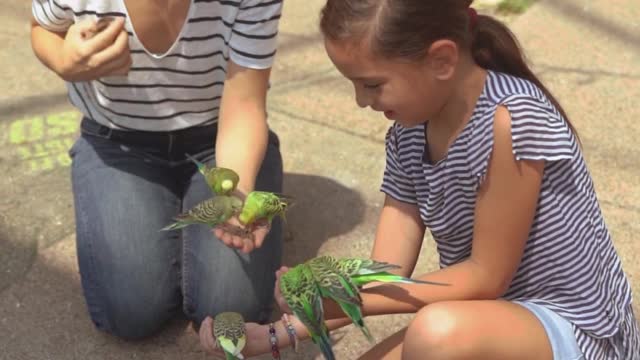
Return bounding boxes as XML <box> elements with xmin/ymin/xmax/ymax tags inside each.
<box><xmin>426</xmin><ymin>39</ymin><xmax>459</xmax><ymax>80</ymax></box>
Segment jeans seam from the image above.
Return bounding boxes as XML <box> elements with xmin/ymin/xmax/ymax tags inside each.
<box><xmin>74</xmin><ymin>170</ymin><xmax>111</xmax><ymax>332</ymax></box>
<box><xmin>181</xmin><ymin>222</ymin><xmax>192</xmax><ymax>316</ymax></box>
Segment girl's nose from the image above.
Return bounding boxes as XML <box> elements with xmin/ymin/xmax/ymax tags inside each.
<box><xmin>354</xmin><ymin>86</ymin><xmax>371</xmax><ymax>109</ymax></box>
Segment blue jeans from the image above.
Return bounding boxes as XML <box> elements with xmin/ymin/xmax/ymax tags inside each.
<box><xmin>70</xmin><ymin>118</ymin><xmax>283</xmax><ymax>340</ymax></box>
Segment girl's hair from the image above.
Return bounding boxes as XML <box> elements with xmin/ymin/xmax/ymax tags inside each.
<box><xmin>320</xmin><ymin>0</ymin><xmax>578</xmax><ymax>137</ymax></box>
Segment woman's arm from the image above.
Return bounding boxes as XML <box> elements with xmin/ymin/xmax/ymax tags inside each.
<box><xmin>215</xmin><ymin>60</ymin><xmax>271</xmax><ymax>195</ymax></box>
<box><xmin>31</xmin><ymin>16</ymin><xmax>131</xmax><ymax>81</ymax></box>
<box><xmin>213</xmin><ymin>60</ymin><xmax>274</xmax><ymax>252</ymax></box>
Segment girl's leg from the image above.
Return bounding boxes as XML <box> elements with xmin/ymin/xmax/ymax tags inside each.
<box><xmin>402</xmin><ymin>300</ymin><xmax>553</xmax><ymax>360</ymax></box>
<box><xmin>182</xmin><ymin>131</ymin><xmax>284</xmax><ymax>324</ymax></box>
<box><xmin>71</xmin><ymin>133</ymin><xmax>183</xmax><ymax>340</ymax></box>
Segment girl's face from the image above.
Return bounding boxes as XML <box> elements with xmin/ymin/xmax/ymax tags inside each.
<box><xmin>325</xmin><ymin>39</ymin><xmax>454</xmax><ymax>128</ymax></box>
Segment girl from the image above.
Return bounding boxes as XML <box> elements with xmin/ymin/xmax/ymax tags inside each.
<box><xmin>30</xmin><ymin>0</ymin><xmax>284</xmax><ymax>340</ymax></box>
<box><xmin>200</xmin><ymin>0</ymin><xmax>639</xmax><ymax>359</ymax></box>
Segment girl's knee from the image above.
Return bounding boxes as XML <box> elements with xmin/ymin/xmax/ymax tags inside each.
<box><xmin>403</xmin><ymin>302</ymin><xmax>467</xmax><ymax>358</ymax></box>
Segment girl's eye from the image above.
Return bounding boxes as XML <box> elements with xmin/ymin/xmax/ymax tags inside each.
<box><xmin>363</xmin><ymin>83</ymin><xmax>380</xmax><ymax>89</ymax></box>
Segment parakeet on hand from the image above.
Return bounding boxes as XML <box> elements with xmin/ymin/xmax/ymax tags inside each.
<box><xmin>186</xmin><ymin>153</ymin><xmax>240</xmax><ymax>196</ymax></box>
<box><xmin>161</xmin><ymin>195</ymin><xmax>243</xmax><ymax>231</ymax></box>
<box><xmin>334</xmin><ymin>256</ymin><xmax>450</xmax><ymax>288</ymax></box>
<box><xmin>280</xmin><ymin>264</ymin><xmax>335</xmax><ymax>360</ymax></box>
<box><xmin>213</xmin><ymin>312</ymin><xmax>246</xmax><ymax>360</ymax></box>
<box><xmin>307</xmin><ymin>256</ymin><xmax>374</xmax><ymax>343</ymax></box>
<box><xmin>238</xmin><ymin>191</ymin><xmax>294</xmax><ymax>227</ymax></box>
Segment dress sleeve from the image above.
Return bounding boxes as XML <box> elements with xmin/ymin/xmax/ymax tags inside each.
<box><xmin>32</xmin><ymin>0</ymin><xmax>75</xmax><ymax>32</ymax></box>
<box><xmin>229</xmin><ymin>0</ymin><xmax>283</xmax><ymax>69</ymax></box>
<box><xmin>470</xmin><ymin>94</ymin><xmax>576</xmax><ymax>184</ymax></box>
<box><xmin>380</xmin><ymin>125</ymin><xmax>418</xmax><ymax>204</ymax></box>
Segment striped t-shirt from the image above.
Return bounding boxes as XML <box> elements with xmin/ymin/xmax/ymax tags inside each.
<box><xmin>32</xmin><ymin>0</ymin><xmax>282</xmax><ymax>131</ymax></box>
<box><xmin>381</xmin><ymin>70</ymin><xmax>639</xmax><ymax>359</ymax></box>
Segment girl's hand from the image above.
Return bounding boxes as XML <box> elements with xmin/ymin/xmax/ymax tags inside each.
<box><xmin>274</xmin><ymin>266</ymin><xmax>292</xmax><ymax>314</ymax></box>
<box><xmin>199</xmin><ymin>316</ymin><xmax>266</xmax><ymax>358</ymax></box>
<box><xmin>214</xmin><ymin>217</ymin><xmax>270</xmax><ymax>254</ymax></box>
<box><xmin>56</xmin><ymin>17</ymin><xmax>131</xmax><ymax>81</ymax></box>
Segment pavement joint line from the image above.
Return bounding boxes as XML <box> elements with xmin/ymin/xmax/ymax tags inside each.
<box><xmin>270</xmin><ymin>106</ymin><xmax>385</xmax><ymax>145</ymax></box>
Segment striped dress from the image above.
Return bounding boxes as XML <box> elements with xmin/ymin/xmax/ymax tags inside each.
<box><xmin>32</xmin><ymin>0</ymin><xmax>282</xmax><ymax>131</ymax></box>
<box><xmin>381</xmin><ymin>70</ymin><xmax>639</xmax><ymax>359</ymax></box>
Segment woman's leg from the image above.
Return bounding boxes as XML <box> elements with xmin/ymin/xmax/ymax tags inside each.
<box><xmin>71</xmin><ymin>134</ymin><xmax>183</xmax><ymax>340</ymax></box>
<box><xmin>182</xmin><ymin>131</ymin><xmax>284</xmax><ymax>324</ymax></box>
<box><xmin>401</xmin><ymin>300</ymin><xmax>553</xmax><ymax>360</ymax></box>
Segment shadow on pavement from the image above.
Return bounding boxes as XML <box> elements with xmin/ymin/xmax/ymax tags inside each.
<box><xmin>282</xmin><ymin>172</ymin><xmax>366</xmax><ymax>263</ymax></box>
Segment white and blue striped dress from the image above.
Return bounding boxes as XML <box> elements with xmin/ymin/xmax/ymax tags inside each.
<box><xmin>381</xmin><ymin>70</ymin><xmax>639</xmax><ymax>359</ymax></box>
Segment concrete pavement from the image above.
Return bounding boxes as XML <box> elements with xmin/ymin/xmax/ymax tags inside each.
<box><xmin>0</xmin><ymin>0</ymin><xmax>638</xmax><ymax>359</ymax></box>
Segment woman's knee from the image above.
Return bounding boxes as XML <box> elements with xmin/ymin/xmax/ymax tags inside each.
<box><xmin>186</xmin><ymin>288</ymin><xmax>273</xmax><ymax>326</ymax></box>
<box><xmin>89</xmin><ymin>292</ymin><xmax>179</xmax><ymax>340</ymax></box>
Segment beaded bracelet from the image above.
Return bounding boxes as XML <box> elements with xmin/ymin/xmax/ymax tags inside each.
<box><xmin>281</xmin><ymin>313</ymin><xmax>299</xmax><ymax>353</ymax></box>
<box><xmin>268</xmin><ymin>323</ymin><xmax>281</xmax><ymax>360</ymax></box>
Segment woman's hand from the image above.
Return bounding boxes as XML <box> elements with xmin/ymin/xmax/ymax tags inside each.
<box><xmin>56</xmin><ymin>17</ymin><xmax>131</xmax><ymax>81</ymax></box>
<box><xmin>214</xmin><ymin>217</ymin><xmax>271</xmax><ymax>254</ymax></box>
<box><xmin>274</xmin><ymin>266</ymin><xmax>293</xmax><ymax>314</ymax></box>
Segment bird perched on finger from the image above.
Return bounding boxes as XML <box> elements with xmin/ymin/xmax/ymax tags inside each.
<box><xmin>238</xmin><ymin>191</ymin><xmax>294</xmax><ymax>228</ymax></box>
<box><xmin>186</xmin><ymin>153</ymin><xmax>240</xmax><ymax>196</ymax></box>
<box><xmin>280</xmin><ymin>264</ymin><xmax>335</xmax><ymax>360</ymax></box>
<box><xmin>161</xmin><ymin>195</ymin><xmax>243</xmax><ymax>231</ymax></box>
<box><xmin>213</xmin><ymin>312</ymin><xmax>246</xmax><ymax>360</ymax></box>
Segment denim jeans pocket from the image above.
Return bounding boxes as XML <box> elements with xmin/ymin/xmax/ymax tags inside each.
<box><xmin>68</xmin><ymin>137</ymin><xmax>81</xmax><ymax>159</ymax></box>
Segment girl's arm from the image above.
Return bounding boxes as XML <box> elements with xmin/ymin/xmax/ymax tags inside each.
<box><xmin>201</xmin><ymin>105</ymin><xmax>545</xmax><ymax>356</ymax></box>
<box><xmin>322</xmin><ymin>105</ymin><xmax>545</xmax><ymax>318</ymax></box>
<box><xmin>369</xmin><ymin>195</ymin><xmax>426</xmax><ymax>278</ymax></box>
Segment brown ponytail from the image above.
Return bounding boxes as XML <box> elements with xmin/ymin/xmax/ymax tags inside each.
<box><xmin>471</xmin><ymin>14</ymin><xmax>578</xmax><ymax>137</ymax></box>
<box><xmin>320</xmin><ymin>0</ymin><xmax>578</xmax><ymax>138</ymax></box>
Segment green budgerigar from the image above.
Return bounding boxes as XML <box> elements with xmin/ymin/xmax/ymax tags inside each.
<box><xmin>186</xmin><ymin>154</ymin><xmax>240</xmax><ymax>196</ymax></box>
<box><xmin>334</xmin><ymin>257</ymin><xmax>450</xmax><ymax>288</ymax></box>
<box><xmin>307</xmin><ymin>256</ymin><xmax>374</xmax><ymax>343</ymax></box>
<box><xmin>213</xmin><ymin>312</ymin><xmax>246</xmax><ymax>360</ymax></box>
<box><xmin>238</xmin><ymin>191</ymin><xmax>294</xmax><ymax>227</ymax></box>
<box><xmin>161</xmin><ymin>195</ymin><xmax>243</xmax><ymax>231</ymax></box>
<box><xmin>280</xmin><ymin>264</ymin><xmax>335</xmax><ymax>360</ymax></box>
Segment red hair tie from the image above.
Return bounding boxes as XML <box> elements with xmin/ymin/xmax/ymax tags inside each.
<box><xmin>468</xmin><ymin>7</ymin><xmax>478</xmax><ymax>29</ymax></box>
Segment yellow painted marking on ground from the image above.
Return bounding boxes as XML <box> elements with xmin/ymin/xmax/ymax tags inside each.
<box><xmin>6</xmin><ymin>111</ymin><xmax>80</xmax><ymax>173</ymax></box>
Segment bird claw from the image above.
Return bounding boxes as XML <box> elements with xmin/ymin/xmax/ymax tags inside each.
<box><xmin>217</xmin><ymin>223</ymin><xmax>254</xmax><ymax>240</ymax></box>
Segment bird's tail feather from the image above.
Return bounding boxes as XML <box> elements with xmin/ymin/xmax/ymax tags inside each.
<box><xmin>160</xmin><ymin>221</ymin><xmax>188</xmax><ymax>231</ymax></box>
<box><xmin>352</xmin><ymin>272</ymin><xmax>450</xmax><ymax>286</ymax></box>
<box><xmin>185</xmin><ymin>153</ymin><xmax>206</xmax><ymax>173</ymax></box>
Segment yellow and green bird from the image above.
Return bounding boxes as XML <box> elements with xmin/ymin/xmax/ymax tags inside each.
<box><xmin>238</xmin><ymin>191</ymin><xmax>294</xmax><ymax>227</ymax></box>
<box><xmin>280</xmin><ymin>263</ymin><xmax>335</xmax><ymax>360</ymax></box>
<box><xmin>213</xmin><ymin>312</ymin><xmax>246</xmax><ymax>360</ymax></box>
<box><xmin>186</xmin><ymin>154</ymin><xmax>240</xmax><ymax>196</ymax></box>
<box><xmin>307</xmin><ymin>256</ymin><xmax>374</xmax><ymax>343</ymax></box>
<box><xmin>161</xmin><ymin>195</ymin><xmax>243</xmax><ymax>231</ymax></box>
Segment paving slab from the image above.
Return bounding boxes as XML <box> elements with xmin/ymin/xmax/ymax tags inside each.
<box><xmin>0</xmin><ymin>0</ymin><xmax>638</xmax><ymax>359</ymax></box>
